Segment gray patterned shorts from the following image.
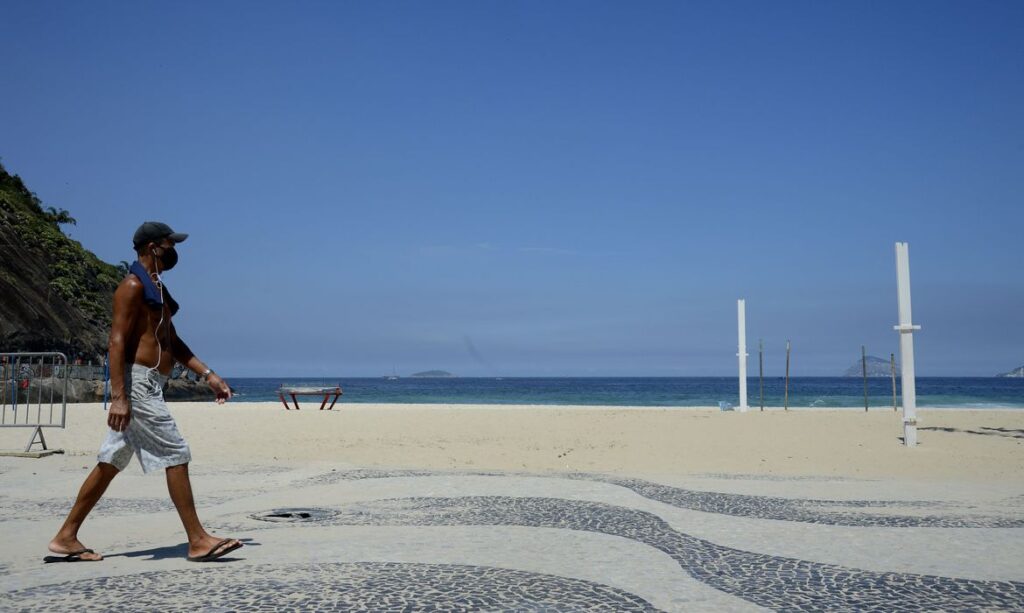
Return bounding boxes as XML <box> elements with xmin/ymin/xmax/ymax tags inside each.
<box><xmin>97</xmin><ymin>364</ymin><xmax>192</xmax><ymax>473</ymax></box>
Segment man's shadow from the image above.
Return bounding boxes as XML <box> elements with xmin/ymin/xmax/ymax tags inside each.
<box><xmin>107</xmin><ymin>538</ymin><xmax>259</xmax><ymax>562</ymax></box>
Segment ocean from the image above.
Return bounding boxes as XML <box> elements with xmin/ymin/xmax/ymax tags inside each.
<box><xmin>225</xmin><ymin>377</ymin><xmax>1024</xmax><ymax>409</ymax></box>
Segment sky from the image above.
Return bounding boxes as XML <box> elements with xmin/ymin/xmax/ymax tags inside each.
<box><xmin>2</xmin><ymin>1</ymin><xmax>1022</xmax><ymax>377</ymax></box>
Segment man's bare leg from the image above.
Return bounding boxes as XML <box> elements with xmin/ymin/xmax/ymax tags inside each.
<box><xmin>165</xmin><ymin>463</ymin><xmax>241</xmax><ymax>558</ymax></box>
<box><xmin>49</xmin><ymin>462</ymin><xmax>120</xmax><ymax>560</ymax></box>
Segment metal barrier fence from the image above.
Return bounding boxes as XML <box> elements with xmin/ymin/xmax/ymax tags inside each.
<box><xmin>67</xmin><ymin>364</ymin><xmax>106</xmax><ymax>381</ymax></box>
<box><xmin>0</xmin><ymin>352</ymin><xmax>69</xmax><ymax>452</ymax></box>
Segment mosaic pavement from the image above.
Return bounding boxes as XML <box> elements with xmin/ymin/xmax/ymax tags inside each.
<box><xmin>241</xmin><ymin>496</ymin><xmax>1024</xmax><ymax>611</ymax></box>
<box><xmin>0</xmin><ymin>494</ymin><xmax>240</xmax><ymax>520</ymax></box>
<box><xmin>3</xmin><ymin>562</ymin><xmax>659</xmax><ymax>612</ymax></box>
<box><xmin>2</xmin><ymin>462</ymin><xmax>1023</xmax><ymax>611</ymax></box>
<box><xmin>303</xmin><ymin>468</ymin><xmax>1024</xmax><ymax>528</ymax></box>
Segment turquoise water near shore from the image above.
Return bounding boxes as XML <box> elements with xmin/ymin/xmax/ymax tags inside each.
<box><xmin>226</xmin><ymin>377</ymin><xmax>1024</xmax><ymax>408</ymax></box>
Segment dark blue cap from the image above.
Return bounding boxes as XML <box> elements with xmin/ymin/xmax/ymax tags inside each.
<box><xmin>133</xmin><ymin>221</ymin><xmax>188</xmax><ymax>248</ymax></box>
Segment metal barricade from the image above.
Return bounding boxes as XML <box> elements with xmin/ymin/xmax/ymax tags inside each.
<box><xmin>0</xmin><ymin>352</ymin><xmax>69</xmax><ymax>453</ymax></box>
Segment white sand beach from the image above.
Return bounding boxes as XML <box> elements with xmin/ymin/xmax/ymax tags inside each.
<box><xmin>2</xmin><ymin>402</ymin><xmax>1021</xmax><ymax>480</ymax></box>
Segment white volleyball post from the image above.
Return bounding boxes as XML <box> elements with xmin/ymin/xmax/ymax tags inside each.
<box><xmin>737</xmin><ymin>299</ymin><xmax>749</xmax><ymax>412</ymax></box>
<box><xmin>894</xmin><ymin>242</ymin><xmax>921</xmax><ymax>447</ymax></box>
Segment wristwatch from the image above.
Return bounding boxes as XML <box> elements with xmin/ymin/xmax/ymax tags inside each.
<box><xmin>200</xmin><ymin>368</ymin><xmax>213</xmax><ymax>380</ymax></box>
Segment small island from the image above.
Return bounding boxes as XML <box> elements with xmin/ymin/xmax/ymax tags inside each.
<box><xmin>842</xmin><ymin>356</ymin><xmax>896</xmax><ymax>377</ymax></box>
<box><xmin>410</xmin><ymin>370</ymin><xmax>456</xmax><ymax>378</ymax></box>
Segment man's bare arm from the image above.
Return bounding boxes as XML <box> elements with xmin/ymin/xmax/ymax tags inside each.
<box><xmin>107</xmin><ymin>278</ymin><xmax>143</xmax><ymax>432</ymax></box>
<box><xmin>170</xmin><ymin>326</ymin><xmax>232</xmax><ymax>404</ymax></box>
<box><xmin>169</xmin><ymin>328</ymin><xmax>207</xmax><ymax>376</ymax></box>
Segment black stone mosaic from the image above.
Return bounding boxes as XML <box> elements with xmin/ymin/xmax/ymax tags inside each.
<box><xmin>696</xmin><ymin>472</ymin><xmax>864</xmax><ymax>482</ymax></box>
<box><xmin>0</xmin><ymin>494</ymin><xmax>237</xmax><ymax>521</ymax></box>
<box><xmin>257</xmin><ymin>495</ymin><xmax>1024</xmax><ymax>612</ymax></box>
<box><xmin>4</xmin><ymin>562</ymin><xmax>658</xmax><ymax>612</ymax></box>
<box><xmin>302</xmin><ymin>468</ymin><xmax>1024</xmax><ymax>528</ymax></box>
<box><xmin>590</xmin><ymin>474</ymin><xmax>1024</xmax><ymax>529</ymax></box>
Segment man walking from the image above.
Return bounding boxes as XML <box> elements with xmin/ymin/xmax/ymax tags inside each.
<box><xmin>48</xmin><ymin>222</ymin><xmax>242</xmax><ymax>562</ymax></box>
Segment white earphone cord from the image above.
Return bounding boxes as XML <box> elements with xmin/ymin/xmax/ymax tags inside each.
<box><xmin>146</xmin><ymin>251</ymin><xmax>165</xmax><ymax>387</ymax></box>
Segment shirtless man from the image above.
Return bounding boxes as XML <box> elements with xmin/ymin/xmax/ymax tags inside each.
<box><xmin>48</xmin><ymin>222</ymin><xmax>242</xmax><ymax>562</ymax></box>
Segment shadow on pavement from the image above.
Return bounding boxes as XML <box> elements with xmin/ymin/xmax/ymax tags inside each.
<box><xmin>108</xmin><ymin>538</ymin><xmax>259</xmax><ymax>562</ymax></box>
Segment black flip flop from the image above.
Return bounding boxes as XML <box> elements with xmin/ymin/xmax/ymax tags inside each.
<box><xmin>187</xmin><ymin>539</ymin><xmax>242</xmax><ymax>562</ymax></box>
<box><xmin>43</xmin><ymin>548</ymin><xmax>102</xmax><ymax>563</ymax></box>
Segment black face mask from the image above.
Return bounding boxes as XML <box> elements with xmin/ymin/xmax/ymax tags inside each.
<box><xmin>153</xmin><ymin>245</ymin><xmax>178</xmax><ymax>271</ymax></box>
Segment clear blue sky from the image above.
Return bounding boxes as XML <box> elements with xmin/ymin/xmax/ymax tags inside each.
<box><xmin>3</xmin><ymin>1</ymin><xmax>1022</xmax><ymax>377</ymax></box>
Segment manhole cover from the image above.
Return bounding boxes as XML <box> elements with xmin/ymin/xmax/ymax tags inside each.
<box><xmin>251</xmin><ymin>508</ymin><xmax>337</xmax><ymax>523</ymax></box>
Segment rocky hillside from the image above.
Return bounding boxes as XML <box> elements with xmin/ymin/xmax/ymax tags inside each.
<box><xmin>0</xmin><ymin>162</ymin><xmax>121</xmax><ymax>359</ymax></box>
<box><xmin>843</xmin><ymin>355</ymin><xmax>896</xmax><ymax>377</ymax></box>
<box><xmin>997</xmin><ymin>366</ymin><xmax>1024</xmax><ymax>378</ymax></box>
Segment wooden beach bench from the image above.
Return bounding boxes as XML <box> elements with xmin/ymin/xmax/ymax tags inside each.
<box><xmin>278</xmin><ymin>385</ymin><xmax>343</xmax><ymax>411</ymax></box>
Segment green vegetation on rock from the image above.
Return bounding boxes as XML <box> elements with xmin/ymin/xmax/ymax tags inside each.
<box><xmin>0</xmin><ymin>161</ymin><xmax>120</xmax><ymax>357</ymax></box>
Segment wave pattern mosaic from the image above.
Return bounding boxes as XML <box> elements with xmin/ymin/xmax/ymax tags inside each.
<box><xmin>3</xmin><ymin>562</ymin><xmax>658</xmax><ymax>612</ymax></box>
<box><xmin>304</xmin><ymin>468</ymin><xmax>1024</xmax><ymax>528</ymax></box>
<box><xmin>251</xmin><ymin>495</ymin><xmax>1024</xmax><ymax>611</ymax></box>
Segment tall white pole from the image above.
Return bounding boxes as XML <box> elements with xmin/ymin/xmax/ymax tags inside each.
<box><xmin>894</xmin><ymin>242</ymin><xmax>921</xmax><ymax>447</ymax></box>
<box><xmin>737</xmin><ymin>299</ymin><xmax>749</xmax><ymax>412</ymax></box>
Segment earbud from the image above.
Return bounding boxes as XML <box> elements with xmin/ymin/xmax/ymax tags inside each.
<box><xmin>150</xmin><ymin>245</ymin><xmax>162</xmax><ymax>275</ymax></box>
